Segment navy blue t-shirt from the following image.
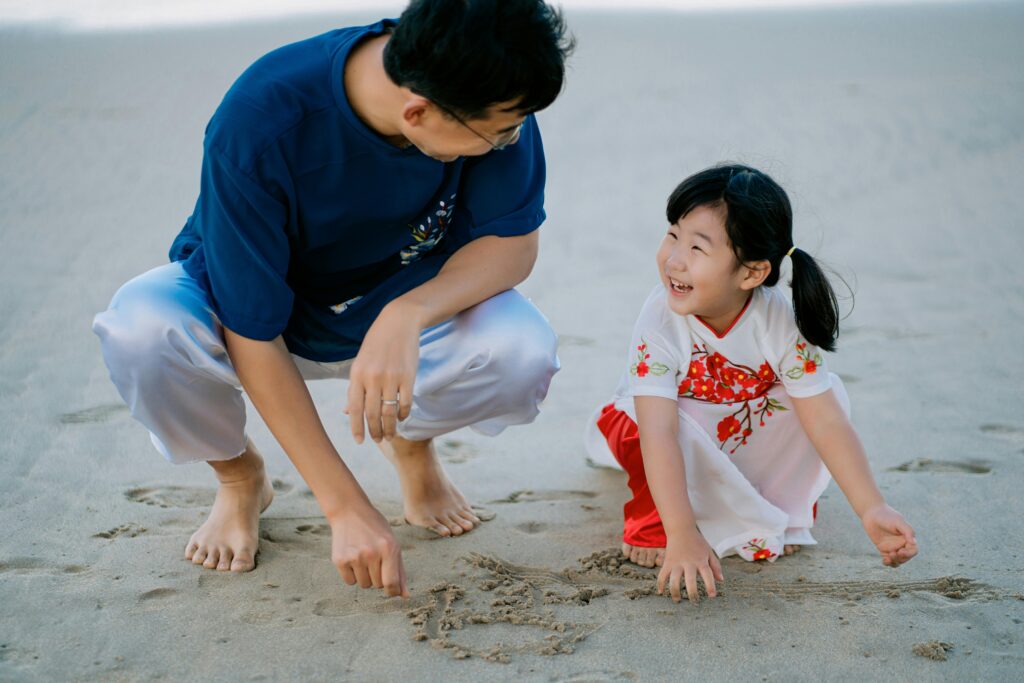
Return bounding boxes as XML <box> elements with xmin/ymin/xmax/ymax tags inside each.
<box><xmin>169</xmin><ymin>20</ymin><xmax>547</xmax><ymax>362</ymax></box>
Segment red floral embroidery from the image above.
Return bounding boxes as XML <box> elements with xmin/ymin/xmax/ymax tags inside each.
<box><xmin>786</xmin><ymin>341</ymin><xmax>822</xmax><ymax>380</ymax></box>
<box><xmin>679</xmin><ymin>344</ymin><xmax>787</xmax><ymax>454</ymax></box>
<box><xmin>744</xmin><ymin>538</ymin><xmax>777</xmax><ymax>561</ymax></box>
<box><xmin>717</xmin><ymin>416</ymin><xmax>742</xmax><ymax>442</ymax></box>
<box><xmin>630</xmin><ymin>339</ymin><xmax>670</xmax><ymax>378</ymax></box>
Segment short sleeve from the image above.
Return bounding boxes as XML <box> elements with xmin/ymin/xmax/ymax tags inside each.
<box><xmin>194</xmin><ymin>145</ymin><xmax>293</xmax><ymax>340</ymax></box>
<box><xmin>456</xmin><ymin>115</ymin><xmax>546</xmax><ymax>240</ymax></box>
<box><xmin>624</xmin><ymin>289</ymin><xmax>687</xmax><ymax>402</ymax></box>
<box><xmin>777</xmin><ymin>329</ymin><xmax>832</xmax><ymax>398</ymax></box>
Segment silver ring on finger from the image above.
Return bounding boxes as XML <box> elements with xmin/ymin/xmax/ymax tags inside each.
<box><xmin>381</xmin><ymin>399</ymin><xmax>399</xmax><ymax>406</ymax></box>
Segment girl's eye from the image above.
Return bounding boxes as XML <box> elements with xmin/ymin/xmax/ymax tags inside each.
<box><xmin>667</xmin><ymin>231</ymin><xmax>678</xmax><ymax>240</ymax></box>
<box><xmin>691</xmin><ymin>245</ymin><xmax>704</xmax><ymax>253</ymax></box>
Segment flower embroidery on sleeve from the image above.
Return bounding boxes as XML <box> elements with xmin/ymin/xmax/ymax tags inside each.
<box><xmin>785</xmin><ymin>341</ymin><xmax>823</xmax><ymax>380</ymax></box>
<box><xmin>630</xmin><ymin>339</ymin><xmax>670</xmax><ymax>378</ymax></box>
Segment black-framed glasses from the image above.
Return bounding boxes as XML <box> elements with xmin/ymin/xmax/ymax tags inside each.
<box><xmin>433</xmin><ymin>101</ymin><xmax>523</xmax><ymax>152</ymax></box>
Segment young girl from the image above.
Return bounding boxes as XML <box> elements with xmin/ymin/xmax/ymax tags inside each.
<box><xmin>584</xmin><ymin>164</ymin><xmax>918</xmax><ymax>603</ymax></box>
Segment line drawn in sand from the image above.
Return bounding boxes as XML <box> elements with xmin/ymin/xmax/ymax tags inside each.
<box><xmin>406</xmin><ymin>549</ymin><xmax>1007</xmax><ymax>663</ymax></box>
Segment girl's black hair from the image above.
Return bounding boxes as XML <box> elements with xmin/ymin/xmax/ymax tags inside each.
<box><xmin>384</xmin><ymin>0</ymin><xmax>574</xmax><ymax>119</ymax></box>
<box><xmin>666</xmin><ymin>164</ymin><xmax>840</xmax><ymax>351</ymax></box>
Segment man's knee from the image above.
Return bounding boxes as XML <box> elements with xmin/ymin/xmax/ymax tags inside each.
<box><xmin>473</xmin><ymin>291</ymin><xmax>560</xmax><ymax>400</ymax></box>
<box><xmin>93</xmin><ymin>265</ymin><xmax>214</xmax><ymax>384</ymax></box>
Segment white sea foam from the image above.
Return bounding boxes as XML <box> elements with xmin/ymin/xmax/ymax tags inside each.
<box><xmin>0</xmin><ymin>0</ymin><xmax>977</xmax><ymax>32</ymax></box>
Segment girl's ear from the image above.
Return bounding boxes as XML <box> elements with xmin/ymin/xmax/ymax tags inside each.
<box><xmin>740</xmin><ymin>260</ymin><xmax>771</xmax><ymax>290</ymax></box>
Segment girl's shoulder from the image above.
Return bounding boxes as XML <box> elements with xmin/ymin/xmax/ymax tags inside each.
<box><xmin>750</xmin><ymin>286</ymin><xmax>798</xmax><ymax>332</ymax></box>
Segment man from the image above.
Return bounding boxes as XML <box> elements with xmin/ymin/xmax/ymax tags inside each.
<box><xmin>93</xmin><ymin>0</ymin><xmax>573</xmax><ymax>598</ymax></box>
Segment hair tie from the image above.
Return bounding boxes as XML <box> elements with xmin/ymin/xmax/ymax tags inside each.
<box><xmin>786</xmin><ymin>246</ymin><xmax>797</xmax><ymax>258</ymax></box>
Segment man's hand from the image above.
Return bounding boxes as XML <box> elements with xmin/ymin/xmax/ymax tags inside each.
<box><xmin>346</xmin><ymin>302</ymin><xmax>421</xmax><ymax>443</ymax></box>
<box><xmin>657</xmin><ymin>530</ymin><xmax>724</xmax><ymax>603</ymax></box>
<box><xmin>330</xmin><ymin>504</ymin><xmax>409</xmax><ymax>598</ymax></box>
<box><xmin>861</xmin><ymin>503</ymin><xmax>918</xmax><ymax>567</ymax></box>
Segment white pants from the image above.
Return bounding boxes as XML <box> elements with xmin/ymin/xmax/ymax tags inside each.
<box><xmin>93</xmin><ymin>263</ymin><xmax>560</xmax><ymax>465</ymax></box>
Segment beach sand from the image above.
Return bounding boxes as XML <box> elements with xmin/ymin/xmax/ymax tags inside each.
<box><xmin>2</xmin><ymin>3</ymin><xmax>1023</xmax><ymax>680</ymax></box>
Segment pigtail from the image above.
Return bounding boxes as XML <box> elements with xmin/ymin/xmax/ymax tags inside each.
<box><xmin>789</xmin><ymin>248</ymin><xmax>839</xmax><ymax>352</ymax></box>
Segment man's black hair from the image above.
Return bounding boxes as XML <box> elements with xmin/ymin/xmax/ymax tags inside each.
<box><xmin>383</xmin><ymin>0</ymin><xmax>574</xmax><ymax>119</ymax></box>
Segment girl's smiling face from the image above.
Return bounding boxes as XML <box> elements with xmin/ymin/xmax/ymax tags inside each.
<box><xmin>657</xmin><ymin>203</ymin><xmax>764</xmax><ymax>334</ymax></box>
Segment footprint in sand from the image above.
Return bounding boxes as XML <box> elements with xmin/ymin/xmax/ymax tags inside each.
<box><xmin>888</xmin><ymin>458</ymin><xmax>990</xmax><ymax>474</ymax></box>
<box><xmin>515</xmin><ymin>521</ymin><xmax>548</xmax><ymax>534</ymax></box>
<box><xmin>438</xmin><ymin>438</ymin><xmax>477</xmax><ymax>464</ymax></box>
<box><xmin>490</xmin><ymin>490</ymin><xmax>598</xmax><ymax>504</ymax></box>
<box><xmin>125</xmin><ymin>486</ymin><xmax>215</xmax><ymax>508</ymax></box>
<box><xmin>0</xmin><ymin>558</ymin><xmax>88</xmax><ymax>575</ymax></box>
<box><xmin>271</xmin><ymin>479</ymin><xmax>294</xmax><ymax>494</ymax></box>
<box><xmin>93</xmin><ymin>523</ymin><xmax>147</xmax><ymax>539</ymax></box>
<box><xmin>980</xmin><ymin>423</ymin><xmax>1024</xmax><ymax>445</ymax></box>
<box><xmin>295</xmin><ymin>523</ymin><xmax>330</xmax><ymax>536</ymax></box>
<box><xmin>59</xmin><ymin>403</ymin><xmax>129</xmax><ymax>424</ymax></box>
<box><xmin>552</xmin><ymin>672</ymin><xmax>638</xmax><ymax>682</ymax></box>
<box><xmin>558</xmin><ymin>335</ymin><xmax>596</xmax><ymax>348</ymax></box>
<box><xmin>138</xmin><ymin>587</ymin><xmax>177</xmax><ymax>601</ymax></box>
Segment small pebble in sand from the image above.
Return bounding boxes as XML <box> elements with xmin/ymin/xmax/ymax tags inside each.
<box><xmin>912</xmin><ymin>641</ymin><xmax>953</xmax><ymax>661</ymax></box>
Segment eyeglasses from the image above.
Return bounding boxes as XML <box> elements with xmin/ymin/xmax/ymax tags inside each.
<box><xmin>433</xmin><ymin>102</ymin><xmax>523</xmax><ymax>152</ymax></box>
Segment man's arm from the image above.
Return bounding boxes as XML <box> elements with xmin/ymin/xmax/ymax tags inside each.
<box><xmin>347</xmin><ymin>231</ymin><xmax>539</xmax><ymax>443</ymax></box>
<box><xmin>224</xmin><ymin>330</ymin><xmax>408</xmax><ymax>596</ymax></box>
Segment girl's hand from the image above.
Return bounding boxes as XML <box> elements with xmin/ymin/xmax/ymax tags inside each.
<box><xmin>657</xmin><ymin>530</ymin><xmax>724</xmax><ymax>603</ymax></box>
<box><xmin>861</xmin><ymin>503</ymin><xmax>918</xmax><ymax>567</ymax></box>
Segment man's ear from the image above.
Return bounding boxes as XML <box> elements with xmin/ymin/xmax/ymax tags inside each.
<box><xmin>740</xmin><ymin>260</ymin><xmax>771</xmax><ymax>290</ymax></box>
<box><xmin>400</xmin><ymin>94</ymin><xmax>432</xmax><ymax>128</ymax></box>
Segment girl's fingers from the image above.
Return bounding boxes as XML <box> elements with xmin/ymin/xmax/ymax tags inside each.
<box><xmin>699</xmin><ymin>565</ymin><xmax>717</xmax><ymax>598</ymax></box>
<box><xmin>711</xmin><ymin>554</ymin><xmax>725</xmax><ymax>582</ymax></box>
<box><xmin>684</xmin><ymin>568</ymin><xmax>699</xmax><ymax>603</ymax></box>
<box><xmin>670</xmin><ymin>568</ymin><xmax>684</xmax><ymax>603</ymax></box>
<box><xmin>657</xmin><ymin>566</ymin><xmax>668</xmax><ymax>595</ymax></box>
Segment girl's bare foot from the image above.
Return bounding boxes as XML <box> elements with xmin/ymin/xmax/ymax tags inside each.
<box><xmin>378</xmin><ymin>437</ymin><xmax>481</xmax><ymax>537</ymax></box>
<box><xmin>622</xmin><ymin>542</ymin><xmax>665</xmax><ymax>568</ymax></box>
<box><xmin>184</xmin><ymin>441</ymin><xmax>273</xmax><ymax>572</ymax></box>
<box><xmin>783</xmin><ymin>544</ymin><xmax>801</xmax><ymax>556</ymax></box>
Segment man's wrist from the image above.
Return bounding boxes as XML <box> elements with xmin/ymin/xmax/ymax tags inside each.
<box><xmin>382</xmin><ymin>295</ymin><xmax>434</xmax><ymax>331</ymax></box>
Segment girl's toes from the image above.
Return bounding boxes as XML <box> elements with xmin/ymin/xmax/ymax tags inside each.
<box><xmin>192</xmin><ymin>548</ymin><xmax>208</xmax><ymax>565</ymax></box>
<box><xmin>230</xmin><ymin>550</ymin><xmax>256</xmax><ymax>573</ymax></box>
<box><xmin>622</xmin><ymin>543</ymin><xmax>633</xmax><ymax>558</ymax></box>
<box><xmin>203</xmin><ymin>549</ymin><xmax>220</xmax><ymax>569</ymax></box>
<box><xmin>217</xmin><ymin>550</ymin><xmax>234</xmax><ymax>571</ymax></box>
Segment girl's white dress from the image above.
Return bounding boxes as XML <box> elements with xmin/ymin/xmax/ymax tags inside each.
<box><xmin>585</xmin><ymin>285</ymin><xmax>849</xmax><ymax>561</ymax></box>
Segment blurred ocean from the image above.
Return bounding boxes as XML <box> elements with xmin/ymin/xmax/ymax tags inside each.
<box><xmin>0</xmin><ymin>0</ymin><xmax>972</xmax><ymax>31</ymax></box>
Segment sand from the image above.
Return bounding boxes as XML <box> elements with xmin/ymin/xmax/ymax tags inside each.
<box><xmin>2</xmin><ymin>2</ymin><xmax>1024</xmax><ymax>681</ymax></box>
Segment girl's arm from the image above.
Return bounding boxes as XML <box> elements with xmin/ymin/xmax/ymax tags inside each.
<box><xmin>635</xmin><ymin>395</ymin><xmax>724</xmax><ymax>602</ymax></box>
<box><xmin>791</xmin><ymin>389</ymin><xmax>918</xmax><ymax>566</ymax></box>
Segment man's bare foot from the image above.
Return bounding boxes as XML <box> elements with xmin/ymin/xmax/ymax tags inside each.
<box><xmin>378</xmin><ymin>436</ymin><xmax>480</xmax><ymax>537</ymax></box>
<box><xmin>184</xmin><ymin>440</ymin><xmax>273</xmax><ymax>572</ymax></box>
<box><xmin>783</xmin><ymin>544</ymin><xmax>801</xmax><ymax>556</ymax></box>
<box><xmin>622</xmin><ymin>542</ymin><xmax>665</xmax><ymax>568</ymax></box>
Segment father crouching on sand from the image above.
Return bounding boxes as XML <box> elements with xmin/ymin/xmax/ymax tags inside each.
<box><xmin>93</xmin><ymin>0</ymin><xmax>573</xmax><ymax>598</ymax></box>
